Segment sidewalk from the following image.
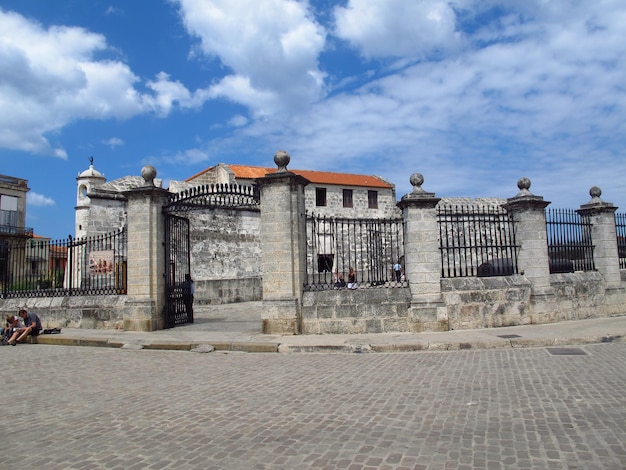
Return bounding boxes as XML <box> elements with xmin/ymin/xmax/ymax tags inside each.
<box><xmin>26</xmin><ymin>302</ymin><xmax>626</xmax><ymax>353</ymax></box>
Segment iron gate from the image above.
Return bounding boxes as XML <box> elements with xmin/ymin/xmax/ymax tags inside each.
<box><xmin>162</xmin><ymin>183</ymin><xmax>261</xmax><ymax>328</ymax></box>
<box><xmin>164</xmin><ymin>213</ymin><xmax>192</xmax><ymax>327</ymax></box>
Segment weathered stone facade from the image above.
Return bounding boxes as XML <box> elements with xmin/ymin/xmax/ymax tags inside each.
<box><xmin>188</xmin><ymin>209</ymin><xmax>261</xmax><ymax>304</ymax></box>
<box><xmin>302</xmin><ymin>288</ymin><xmax>412</xmax><ymax>334</ymax></box>
<box><xmin>304</xmin><ymin>184</ymin><xmax>399</xmax><ymax>219</ymax></box>
<box><xmin>188</xmin><ymin>163</ymin><xmax>399</xmax><ymax>219</ymax></box>
<box><xmin>2</xmin><ymin>155</ymin><xmax>625</xmax><ymax>334</ymax></box>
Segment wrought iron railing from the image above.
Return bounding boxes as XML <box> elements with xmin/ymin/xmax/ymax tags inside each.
<box><xmin>305</xmin><ymin>213</ymin><xmax>406</xmax><ymax>290</ymax></box>
<box><xmin>616</xmin><ymin>212</ymin><xmax>626</xmax><ymax>270</ymax></box>
<box><xmin>0</xmin><ymin>229</ymin><xmax>127</xmax><ymax>298</ymax></box>
<box><xmin>545</xmin><ymin>209</ymin><xmax>595</xmax><ymax>272</ymax></box>
<box><xmin>164</xmin><ymin>183</ymin><xmax>260</xmax><ymax>212</ymax></box>
<box><xmin>438</xmin><ymin>204</ymin><xmax>519</xmax><ymax>278</ymax></box>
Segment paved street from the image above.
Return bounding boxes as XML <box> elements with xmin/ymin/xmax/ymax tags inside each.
<box><xmin>2</xmin><ymin>343</ymin><xmax>626</xmax><ymax>469</ymax></box>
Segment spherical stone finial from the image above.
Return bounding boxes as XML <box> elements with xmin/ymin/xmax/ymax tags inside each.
<box><xmin>400</xmin><ymin>172</ymin><xmax>438</xmax><ymax>203</ymax></box>
<box><xmin>515</xmin><ymin>177</ymin><xmax>533</xmax><ymax>197</ymax></box>
<box><xmin>409</xmin><ymin>173</ymin><xmax>425</xmax><ymax>193</ymax></box>
<box><xmin>589</xmin><ymin>186</ymin><xmax>602</xmax><ymax>199</ymax></box>
<box><xmin>141</xmin><ymin>165</ymin><xmax>157</xmax><ymax>186</ymax></box>
<box><xmin>274</xmin><ymin>150</ymin><xmax>290</xmax><ymax>172</ymax></box>
<box><xmin>586</xmin><ymin>185</ymin><xmax>604</xmax><ymax>205</ymax></box>
<box><xmin>517</xmin><ymin>177</ymin><xmax>531</xmax><ymax>192</ymax></box>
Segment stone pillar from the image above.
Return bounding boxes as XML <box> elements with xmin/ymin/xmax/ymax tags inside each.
<box><xmin>123</xmin><ymin>166</ymin><xmax>170</xmax><ymax>331</ymax></box>
<box><xmin>397</xmin><ymin>173</ymin><xmax>447</xmax><ymax>332</ymax></box>
<box><xmin>258</xmin><ymin>151</ymin><xmax>309</xmax><ymax>334</ymax></box>
<box><xmin>502</xmin><ymin>178</ymin><xmax>552</xmax><ymax>296</ymax></box>
<box><xmin>577</xmin><ymin>186</ymin><xmax>621</xmax><ymax>289</ymax></box>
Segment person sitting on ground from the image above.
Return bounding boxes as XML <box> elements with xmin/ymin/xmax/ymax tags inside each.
<box><xmin>347</xmin><ymin>267</ymin><xmax>358</xmax><ymax>290</ymax></box>
<box><xmin>7</xmin><ymin>309</ymin><xmax>42</xmax><ymax>346</ymax></box>
<box><xmin>333</xmin><ymin>270</ymin><xmax>346</xmax><ymax>289</ymax></box>
<box><xmin>2</xmin><ymin>314</ymin><xmax>22</xmax><ymax>345</ymax></box>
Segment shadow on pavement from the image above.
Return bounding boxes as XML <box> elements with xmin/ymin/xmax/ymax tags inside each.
<box><xmin>178</xmin><ymin>301</ymin><xmax>263</xmax><ymax>333</ymax></box>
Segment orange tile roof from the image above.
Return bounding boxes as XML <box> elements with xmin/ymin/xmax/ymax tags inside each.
<box><xmin>188</xmin><ymin>164</ymin><xmax>393</xmax><ymax>189</ymax></box>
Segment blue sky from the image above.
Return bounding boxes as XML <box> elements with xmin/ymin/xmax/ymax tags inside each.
<box><xmin>1</xmin><ymin>0</ymin><xmax>625</xmax><ymax>240</ymax></box>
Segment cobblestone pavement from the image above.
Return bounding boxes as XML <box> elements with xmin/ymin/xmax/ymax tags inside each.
<box><xmin>2</xmin><ymin>343</ymin><xmax>626</xmax><ymax>470</ymax></box>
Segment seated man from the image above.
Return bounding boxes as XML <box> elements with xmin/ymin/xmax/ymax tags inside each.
<box><xmin>7</xmin><ymin>309</ymin><xmax>42</xmax><ymax>346</ymax></box>
<box><xmin>2</xmin><ymin>314</ymin><xmax>22</xmax><ymax>344</ymax></box>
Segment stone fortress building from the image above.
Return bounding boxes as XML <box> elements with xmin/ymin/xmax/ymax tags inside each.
<box><xmin>75</xmin><ymin>158</ymin><xmax>402</xmax><ymax>306</ymax></box>
<box><xmin>1</xmin><ymin>150</ymin><xmax>624</xmax><ymax>334</ymax></box>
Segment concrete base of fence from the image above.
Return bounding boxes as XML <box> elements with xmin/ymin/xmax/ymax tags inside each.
<box><xmin>408</xmin><ymin>302</ymin><xmax>450</xmax><ymax>332</ymax></box>
<box><xmin>302</xmin><ymin>288</ymin><xmax>412</xmax><ymax>334</ymax></box>
<box><xmin>0</xmin><ymin>295</ymin><xmax>128</xmax><ymax>330</ymax></box>
<box><xmin>261</xmin><ymin>298</ymin><xmax>299</xmax><ymax>334</ymax></box>
<box><xmin>299</xmin><ymin>272</ymin><xmax>626</xmax><ymax>335</ymax></box>
<box><xmin>442</xmin><ymin>275</ymin><xmax>532</xmax><ymax>330</ymax></box>
<box><xmin>3</xmin><ymin>272</ymin><xmax>625</xmax><ymax>334</ymax></box>
<box><xmin>123</xmin><ymin>300</ymin><xmax>162</xmax><ymax>331</ymax></box>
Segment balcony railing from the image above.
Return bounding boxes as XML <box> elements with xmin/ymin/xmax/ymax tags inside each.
<box><xmin>0</xmin><ymin>224</ymin><xmax>34</xmax><ymax>237</ymax></box>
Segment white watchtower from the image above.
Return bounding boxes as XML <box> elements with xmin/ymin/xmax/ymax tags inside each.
<box><xmin>75</xmin><ymin>156</ymin><xmax>106</xmax><ymax>238</ymax></box>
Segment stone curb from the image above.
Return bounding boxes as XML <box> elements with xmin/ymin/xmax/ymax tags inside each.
<box><xmin>27</xmin><ymin>333</ymin><xmax>625</xmax><ymax>353</ymax></box>
<box><xmin>32</xmin><ymin>335</ymin><xmax>281</xmax><ymax>353</ymax></box>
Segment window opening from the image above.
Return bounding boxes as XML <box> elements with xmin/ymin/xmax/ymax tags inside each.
<box><xmin>316</xmin><ymin>187</ymin><xmax>327</xmax><ymax>207</ymax></box>
<box><xmin>368</xmin><ymin>190</ymin><xmax>378</xmax><ymax>209</ymax></box>
<box><xmin>343</xmin><ymin>189</ymin><xmax>353</xmax><ymax>208</ymax></box>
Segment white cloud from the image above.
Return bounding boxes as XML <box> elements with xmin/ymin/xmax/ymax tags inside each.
<box><xmin>104</xmin><ymin>6</ymin><xmax>123</xmax><ymax>16</ymax></box>
<box><xmin>2</xmin><ymin>1</ymin><xmax>625</xmax><ymax>212</ymax></box>
<box><xmin>214</xmin><ymin>0</ymin><xmax>626</xmax><ymax>208</ymax></box>
<box><xmin>334</xmin><ymin>0</ymin><xmax>460</xmax><ymax>59</ymax></box>
<box><xmin>0</xmin><ymin>10</ymin><xmax>146</xmax><ymax>157</ymax></box>
<box><xmin>143</xmin><ymin>147</ymin><xmax>211</xmax><ymax>168</ymax></box>
<box><xmin>102</xmin><ymin>137</ymin><xmax>124</xmax><ymax>148</ymax></box>
<box><xmin>27</xmin><ymin>192</ymin><xmax>55</xmax><ymax>207</ymax></box>
<box><xmin>0</xmin><ymin>9</ymin><xmax>203</xmax><ymax>158</ymax></box>
<box><xmin>174</xmin><ymin>0</ymin><xmax>327</xmax><ymax>115</ymax></box>
<box><xmin>228</xmin><ymin>114</ymin><xmax>249</xmax><ymax>127</ymax></box>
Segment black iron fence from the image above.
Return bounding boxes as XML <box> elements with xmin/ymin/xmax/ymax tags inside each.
<box><xmin>545</xmin><ymin>209</ymin><xmax>595</xmax><ymax>273</ymax></box>
<box><xmin>438</xmin><ymin>204</ymin><xmax>519</xmax><ymax>278</ymax></box>
<box><xmin>305</xmin><ymin>213</ymin><xmax>405</xmax><ymax>290</ymax></box>
<box><xmin>0</xmin><ymin>229</ymin><xmax>127</xmax><ymax>298</ymax></box>
<box><xmin>616</xmin><ymin>212</ymin><xmax>626</xmax><ymax>270</ymax></box>
<box><xmin>164</xmin><ymin>183</ymin><xmax>260</xmax><ymax>212</ymax></box>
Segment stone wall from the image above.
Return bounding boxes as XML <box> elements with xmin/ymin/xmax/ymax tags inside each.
<box><xmin>442</xmin><ymin>276</ymin><xmax>532</xmax><ymax>330</ymax></box>
<box><xmin>188</xmin><ymin>208</ymin><xmax>262</xmax><ymax>304</ymax></box>
<box><xmin>0</xmin><ymin>295</ymin><xmax>127</xmax><ymax>330</ymax></box>
<box><xmin>304</xmin><ymin>184</ymin><xmax>400</xmax><ymax>218</ymax></box>
<box><xmin>5</xmin><ymin>271</ymin><xmax>623</xmax><ymax>333</ymax></box>
<box><xmin>541</xmin><ymin>272</ymin><xmax>626</xmax><ymax>322</ymax></box>
<box><xmin>301</xmin><ymin>272</ymin><xmax>626</xmax><ymax>334</ymax></box>
<box><xmin>301</xmin><ymin>288</ymin><xmax>412</xmax><ymax>334</ymax></box>
<box><xmin>442</xmin><ymin>271</ymin><xmax>626</xmax><ymax>330</ymax></box>
<box><xmin>83</xmin><ymin>196</ymin><xmax>126</xmax><ymax>236</ymax></box>
<box><xmin>195</xmin><ymin>277</ymin><xmax>261</xmax><ymax>305</ymax></box>
<box><xmin>4</xmin><ymin>160</ymin><xmax>625</xmax><ymax>334</ymax></box>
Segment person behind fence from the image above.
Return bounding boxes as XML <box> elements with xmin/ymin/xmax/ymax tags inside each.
<box><xmin>347</xmin><ymin>267</ymin><xmax>358</xmax><ymax>289</ymax></box>
<box><xmin>7</xmin><ymin>309</ymin><xmax>42</xmax><ymax>346</ymax></box>
<box><xmin>333</xmin><ymin>269</ymin><xmax>346</xmax><ymax>289</ymax></box>
<box><xmin>183</xmin><ymin>273</ymin><xmax>195</xmax><ymax>315</ymax></box>
<box><xmin>2</xmin><ymin>314</ymin><xmax>23</xmax><ymax>345</ymax></box>
<box><xmin>393</xmin><ymin>261</ymin><xmax>403</xmax><ymax>282</ymax></box>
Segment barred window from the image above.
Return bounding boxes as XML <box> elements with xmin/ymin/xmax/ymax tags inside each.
<box><xmin>343</xmin><ymin>189</ymin><xmax>353</xmax><ymax>208</ymax></box>
<box><xmin>368</xmin><ymin>190</ymin><xmax>378</xmax><ymax>209</ymax></box>
<box><xmin>316</xmin><ymin>188</ymin><xmax>327</xmax><ymax>207</ymax></box>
